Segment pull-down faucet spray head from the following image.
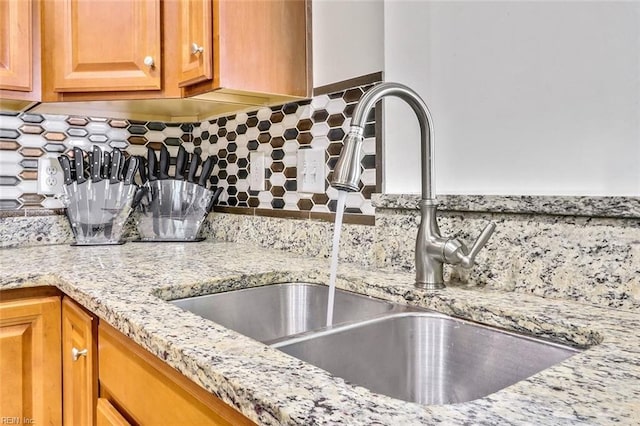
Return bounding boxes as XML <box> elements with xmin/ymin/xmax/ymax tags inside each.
<box><xmin>331</xmin><ymin>127</ymin><xmax>365</xmax><ymax>192</ymax></box>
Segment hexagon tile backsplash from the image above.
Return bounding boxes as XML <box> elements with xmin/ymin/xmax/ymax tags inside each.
<box><xmin>0</xmin><ymin>73</ymin><xmax>381</xmax><ymax>215</ymax></box>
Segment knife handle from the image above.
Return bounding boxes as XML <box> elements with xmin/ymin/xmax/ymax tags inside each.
<box><xmin>137</xmin><ymin>156</ymin><xmax>148</xmax><ymax>184</ymax></box>
<box><xmin>110</xmin><ymin>149</ymin><xmax>123</xmax><ymax>184</ymax></box>
<box><xmin>159</xmin><ymin>145</ymin><xmax>170</xmax><ymax>180</ymax></box>
<box><xmin>206</xmin><ymin>187</ymin><xmax>224</xmax><ymax>212</ymax></box>
<box><xmin>198</xmin><ymin>156</ymin><xmax>214</xmax><ymax>187</ymax></box>
<box><xmin>175</xmin><ymin>146</ymin><xmax>187</xmax><ymax>180</ymax></box>
<box><xmin>147</xmin><ymin>147</ymin><xmax>158</xmax><ymax>181</ymax></box>
<box><xmin>102</xmin><ymin>150</ymin><xmax>111</xmax><ymax>180</ymax></box>
<box><xmin>91</xmin><ymin>146</ymin><xmax>103</xmax><ymax>182</ymax></box>
<box><xmin>187</xmin><ymin>154</ymin><xmax>200</xmax><ymax>183</ymax></box>
<box><xmin>57</xmin><ymin>155</ymin><xmax>74</xmax><ymax>185</ymax></box>
<box><xmin>73</xmin><ymin>148</ymin><xmax>87</xmax><ymax>184</ymax></box>
<box><xmin>123</xmin><ymin>156</ymin><xmax>140</xmax><ymax>185</ymax></box>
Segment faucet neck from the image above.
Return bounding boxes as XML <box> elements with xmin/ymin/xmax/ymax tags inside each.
<box><xmin>350</xmin><ymin>82</ymin><xmax>436</xmax><ymax>201</ymax></box>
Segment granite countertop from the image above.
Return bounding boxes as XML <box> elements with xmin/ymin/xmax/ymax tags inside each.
<box><xmin>1</xmin><ymin>242</ymin><xmax>638</xmax><ymax>425</ymax></box>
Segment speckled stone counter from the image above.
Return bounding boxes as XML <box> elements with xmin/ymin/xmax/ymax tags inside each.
<box><xmin>1</xmin><ymin>242</ymin><xmax>638</xmax><ymax>425</ymax></box>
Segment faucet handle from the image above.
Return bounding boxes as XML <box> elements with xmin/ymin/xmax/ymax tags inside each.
<box><xmin>444</xmin><ymin>223</ymin><xmax>496</xmax><ymax>268</ymax></box>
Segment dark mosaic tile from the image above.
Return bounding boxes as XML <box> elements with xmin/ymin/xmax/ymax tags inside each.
<box><xmin>362</xmin><ymin>185</ymin><xmax>376</xmax><ymax>199</ymax></box>
<box><xmin>364</xmin><ymin>123</ymin><xmax>375</xmax><ymax>138</ymax></box>
<box><xmin>227</xmin><ymin>186</ymin><xmax>238</xmax><ymax>195</ymax></box>
<box><xmin>344</xmin><ymin>103</ymin><xmax>356</xmax><ymax>117</ymax></box>
<box><xmin>147</xmin><ymin>122</ymin><xmax>166</xmax><ymax>131</ymax></box>
<box><xmin>327</xmin><ymin>157</ymin><xmax>339</xmax><ymax>169</ymax></box>
<box><xmin>165</xmin><ymin>137</ymin><xmax>181</xmax><ymax>146</ymax></box>
<box><xmin>272</xmin><ymin>149</ymin><xmax>285</xmax><ymax>161</ymax></box>
<box><xmin>296</xmin><ymin>119</ymin><xmax>313</xmax><ymax>131</ymax></box>
<box><xmin>237</xmin><ymin>158</ymin><xmax>249</xmax><ymax>168</ymax></box>
<box><xmin>180</xmin><ymin>123</ymin><xmax>193</xmax><ymax>132</ymax></box>
<box><xmin>248</xmin><ymin>197</ymin><xmax>259</xmax><ymax>207</ymax></box>
<box><xmin>312</xmin><ymin>193</ymin><xmax>329</xmax><ymax>205</ymax></box>
<box><xmin>271</xmin><ymin>186</ymin><xmax>285</xmax><ymax>197</ymax></box>
<box><xmin>237</xmin><ymin>124</ymin><xmax>247</xmax><ymax>135</ymax></box>
<box><xmin>297</xmin><ymin>132</ymin><xmax>312</xmax><ymax>145</ymax></box>
<box><xmin>284</xmin><ymin>167</ymin><xmax>296</xmax><ymax>179</ymax></box>
<box><xmin>227</xmin><ymin>196</ymin><xmax>238</xmax><ymax>206</ymax></box>
<box><xmin>270</xmin><ymin>161</ymin><xmax>284</xmax><ymax>173</ymax></box>
<box><xmin>128</xmin><ymin>125</ymin><xmax>147</xmax><ymax>135</ymax></box>
<box><xmin>271</xmin><ymin>136</ymin><xmax>284</xmax><ymax>148</ymax></box>
<box><xmin>362</xmin><ymin>154</ymin><xmax>376</xmax><ymax>169</ymax></box>
<box><xmin>327</xmin><ymin>114</ymin><xmax>345</xmax><ymax>128</ymax></box>
<box><xmin>128</xmin><ymin>136</ymin><xmax>147</xmax><ymax>145</ymax></box>
<box><xmin>258</xmin><ymin>120</ymin><xmax>271</xmax><ymax>131</ymax></box>
<box><xmin>283</xmin><ymin>128</ymin><xmax>298</xmax><ymax>140</ymax></box>
<box><xmin>128</xmin><ymin>119</ymin><xmax>147</xmax><ymax>125</ymax></box>
<box><xmin>201</xmin><ymin>131</ymin><xmax>210</xmax><ymax>140</ymax></box>
<box><xmin>227</xmin><ymin>131</ymin><xmax>237</xmax><ymax>142</ymax></box>
<box><xmin>270</xmin><ymin>111</ymin><xmax>284</xmax><ymax>123</ymax></box>
<box><xmin>282</xmin><ymin>103</ymin><xmax>298</xmax><ymax>114</ymax></box>
<box><xmin>227</xmin><ymin>154</ymin><xmax>238</xmax><ymax>163</ymax></box>
<box><xmin>238</xmin><ymin>169</ymin><xmax>248</xmax><ymax>179</ymax></box>
<box><xmin>217</xmin><ymin>127</ymin><xmax>227</xmax><ymax>137</ymax></box>
<box><xmin>328</xmin><ymin>91</ymin><xmax>344</xmax><ymax>99</ymax></box>
<box><xmin>208</xmin><ymin>134</ymin><xmax>218</xmax><ymax>144</ymax></box>
<box><xmin>246</xmin><ymin>117</ymin><xmax>259</xmax><ymax>128</ymax></box>
<box><xmin>258</xmin><ymin>132</ymin><xmax>271</xmax><ymax>144</ymax></box>
<box><xmin>297</xmin><ymin>198</ymin><xmax>313</xmax><ymax>211</ymax></box>
<box><xmin>344</xmin><ymin>88</ymin><xmax>364</xmax><ymax>103</ymax></box>
<box><xmin>218</xmin><ymin>149</ymin><xmax>228</xmax><ymax>158</ymax></box>
<box><xmin>284</xmin><ymin>180</ymin><xmax>297</xmax><ymax>191</ymax></box>
<box><xmin>311</xmin><ymin>110</ymin><xmax>329</xmax><ymax>123</ymax></box>
<box><xmin>238</xmin><ymin>192</ymin><xmax>249</xmax><ymax>202</ymax></box>
<box><xmin>328</xmin><ymin>128</ymin><xmax>345</xmax><ymax>141</ymax></box>
<box><xmin>327</xmin><ymin>142</ymin><xmax>343</xmax><ymax>156</ymax></box>
<box><xmin>271</xmin><ymin>198</ymin><xmax>285</xmax><ymax>209</ymax></box>
<box><xmin>19</xmin><ymin>193</ymin><xmax>46</xmax><ymax>206</ymax></box>
<box><xmin>218</xmin><ymin>159</ymin><xmax>228</xmax><ymax>169</ymax></box>
<box><xmin>217</xmin><ymin>117</ymin><xmax>228</xmax><ymax>127</ymax></box>
<box><xmin>247</xmin><ymin>140</ymin><xmax>259</xmax><ymax>151</ymax></box>
<box><xmin>181</xmin><ymin>134</ymin><xmax>191</xmax><ymax>142</ymax></box>
<box><xmin>227</xmin><ymin>142</ymin><xmax>237</xmax><ymax>153</ymax></box>
<box><xmin>194</xmin><ymin>147</ymin><xmax>202</xmax><ymax>156</ymax></box>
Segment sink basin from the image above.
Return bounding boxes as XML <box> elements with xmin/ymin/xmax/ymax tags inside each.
<box><xmin>171</xmin><ymin>283</ymin><xmax>398</xmax><ymax>343</ymax></box>
<box><xmin>274</xmin><ymin>312</ymin><xmax>581</xmax><ymax>405</ymax></box>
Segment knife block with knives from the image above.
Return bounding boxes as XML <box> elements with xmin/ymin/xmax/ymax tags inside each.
<box><xmin>134</xmin><ymin>146</ymin><xmax>223</xmax><ymax>242</ymax></box>
<box><xmin>57</xmin><ymin>147</ymin><xmax>143</xmax><ymax>245</ymax></box>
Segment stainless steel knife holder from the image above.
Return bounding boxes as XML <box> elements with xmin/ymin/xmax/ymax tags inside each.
<box><xmin>61</xmin><ymin>181</ymin><xmax>139</xmax><ymax>245</ymax></box>
<box><xmin>135</xmin><ymin>180</ymin><xmax>214</xmax><ymax>241</ymax></box>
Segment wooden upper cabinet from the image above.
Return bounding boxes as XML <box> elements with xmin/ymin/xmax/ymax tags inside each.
<box><xmin>183</xmin><ymin>0</ymin><xmax>312</xmax><ymax>99</ymax></box>
<box><xmin>178</xmin><ymin>0</ymin><xmax>213</xmax><ymax>87</ymax></box>
<box><xmin>0</xmin><ymin>295</ymin><xmax>62</xmax><ymax>426</ymax></box>
<box><xmin>0</xmin><ymin>0</ymin><xmax>32</xmax><ymax>92</ymax></box>
<box><xmin>62</xmin><ymin>297</ymin><xmax>98</xmax><ymax>426</ymax></box>
<box><xmin>46</xmin><ymin>0</ymin><xmax>162</xmax><ymax>93</ymax></box>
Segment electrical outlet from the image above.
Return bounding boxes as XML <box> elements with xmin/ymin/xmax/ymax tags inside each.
<box><xmin>297</xmin><ymin>149</ymin><xmax>326</xmax><ymax>193</ymax></box>
<box><xmin>249</xmin><ymin>152</ymin><xmax>266</xmax><ymax>191</ymax></box>
<box><xmin>37</xmin><ymin>157</ymin><xmax>65</xmax><ymax>195</ymax></box>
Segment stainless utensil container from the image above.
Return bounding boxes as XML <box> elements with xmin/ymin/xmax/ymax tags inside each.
<box><xmin>135</xmin><ymin>180</ymin><xmax>214</xmax><ymax>241</ymax></box>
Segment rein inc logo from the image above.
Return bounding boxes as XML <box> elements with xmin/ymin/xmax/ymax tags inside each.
<box><xmin>1</xmin><ymin>418</ymin><xmax>35</xmax><ymax>424</ymax></box>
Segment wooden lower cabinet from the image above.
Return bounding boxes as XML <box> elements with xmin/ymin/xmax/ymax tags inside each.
<box><xmin>62</xmin><ymin>297</ymin><xmax>98</xmax><ymax>426</ymax></box>
<box><xmin>97</xmin><ymin>398</ymin><xmax>131</xmax><ymax>426</ymax></box>
<box><xmin>98</xmin><ymin>322</ymin><xmax>255</xmax><ymax>425</ymax></box>
<box><xmin>0</xmin><ymin>294</ymin><xmax>62</xmax><ymax>425</ymax></box>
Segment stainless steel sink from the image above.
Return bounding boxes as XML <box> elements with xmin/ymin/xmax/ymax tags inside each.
<box><xmin>171</xmin><ymin>283</ymin><xmax>398</xmax><ymax>343</ymax></box>
<box><xmin>273</xmin><ymin>312</ymin><xmax>581</xmax><ymax>405</ymax></box>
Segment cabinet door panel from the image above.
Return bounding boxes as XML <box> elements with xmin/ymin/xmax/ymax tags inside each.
<box><xmin>0</xmin><ymin>296</ymin><xmax>61</xmax><ymax>425</ymax></box>
<box><xmin>96</xmin><ymin>398</ymin><xmax>131</xmax><ymax>426</ymax></box>
<box><xmin>50</xmin><ymin>0</ymin><xmax>161</xmax><ymax>92</ymax></box>
<box><xmin>0</xmin><ymin>0</ymin><xmax>32</xmax><ymax>91</ymax></box>
<box><xmin>62</xmin><ymin>297</ymin><xmax>97</xmax><ymax>426</ymax></box>
<box><xmin>178</xmin><ymin>0</ymin><xmax>213</xmax><ymax>87</ymax></box>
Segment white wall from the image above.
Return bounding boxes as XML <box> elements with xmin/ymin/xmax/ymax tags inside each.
<box><xmin>312</xmin><ymin>0</ymin><xmax>384</xmax><ymax>87</ymax></box>
<box><xmin>383</xmin><ymin>1</ymin><xmax>640</xmax><ymax>196</ymax></box>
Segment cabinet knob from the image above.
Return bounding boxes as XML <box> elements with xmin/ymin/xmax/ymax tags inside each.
<box><xmin>72</xmin><ymin>347</ymin><xmax>88</xmax><ymax>361</ymax></box>
<box><xmin>143</xmin><ymin>56</ymin><xmax>155</xmax><ymax>67</ymax></box>
<box><xmin>191</xmin><ymin>43</ymin><xmax>204</xmax><ymax>55</ymax></box>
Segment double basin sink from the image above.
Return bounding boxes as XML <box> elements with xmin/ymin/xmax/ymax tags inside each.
<box><xmin>171</xmin><ymin>283</ymin><xmax>581</xmax><ymax>405</ymax></box>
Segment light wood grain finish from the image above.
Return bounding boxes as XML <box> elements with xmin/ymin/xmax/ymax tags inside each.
<box><xmin>0</xmin><ymin>296</ymin><xmax>62</xmax><ymax>425</ymax></box>
<box><xmin>46</xmin><ymin>0</ymin><xmax>161</xmax><ymax>92</ymax></box>
<box><xmin>179</xmin><ymin>0</ymin><xmax>213</xmax><ymax>87</ymax></box>
<box><xmin>184</xmin><ymin>0</ymin><xmax>311</xmax><ymax>98</ymax></box>
<box><xmin>0</xmin><ymin>0</ymin><xmax>32</xmax><ymax>91</ymax></box>
<box><xmin>98</xmin><ymin>322</ymin><xmax>255</xmax><ymax>426</ymax></box>
<box><xmin>96</xmin><ymin>398</ymin><xmax>131</xmax><ymax>426</ymax></box>
<box><xmin>62</xmin><ymin>297</ymin><xmax>98</xmax><ymax>426</ymax></box>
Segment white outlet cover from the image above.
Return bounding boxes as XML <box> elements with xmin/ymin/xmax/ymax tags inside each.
<box><xmin>37</xmin><ymin>157</ymin><xmax>65</xmax><ymax>195</ymax></box>
<box><xmin>297</xmin><ymin>149</ymin><xmax>326</xmax><ymax>193</ymax></box>
<box><xmin>249</xmin><ymin>152</ymin><xmax>266</xmax><ymax>191</ymax></box>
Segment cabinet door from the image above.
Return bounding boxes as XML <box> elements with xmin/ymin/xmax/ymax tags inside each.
<box><xmin>0</xmin><ymin>0</ymin><xmax>32</xmax><ymax>91</ymax></box>
<box><xmin>0</xmin><ymin>296</ymin><xmax>61</xmax><ymax>425</ymax></box>
<box><xmin>178</xmin><ymin>0</ymin><xmax>213</xmax><ymax>87</ymax></box>
<box><xmin>62</xmin><ymin>297</ymin><xmax>98</xmax><ymax>426</ymax></box>
<box><xmin>47</xmin><ymin>0</ymin><xmax>161</xmax><ymax>92</ymax></box>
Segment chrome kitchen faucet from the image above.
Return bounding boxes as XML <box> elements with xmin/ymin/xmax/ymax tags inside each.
<box><xmin>331</xmin><ymin>82</ymin><xmax>496</xmax><ymax>289</ymax></box>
